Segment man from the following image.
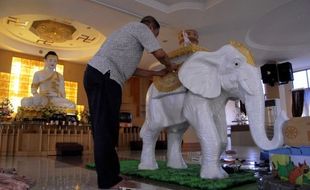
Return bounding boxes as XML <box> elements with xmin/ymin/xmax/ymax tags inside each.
<box><xmin>83</xmin><ymin>16</ymin><xmax>177</xmax><ymax>189</ymax></box>
<box><xmin>21</xmin><ymin>51</ymin><xmax>75</xmax><ymax>109</ymax></box>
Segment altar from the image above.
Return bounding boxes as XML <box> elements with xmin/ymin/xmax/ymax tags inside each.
<box><xmin>0</xmin><ymin>122</ymin><xmax>93</xmax><ymax>156</ymax></box>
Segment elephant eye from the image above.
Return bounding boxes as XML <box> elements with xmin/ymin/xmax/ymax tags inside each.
<box><xmin>233</xmin><ymin>58</ymin><xmax>242</xmax><ymax>68</ymax></box>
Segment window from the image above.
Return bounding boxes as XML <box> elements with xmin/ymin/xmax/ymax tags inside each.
<box><xmin>293</xmin><ymin>70</ymin><xmax>309</xmax><ymax>89</ymax></box>
<box><xmin>261</xmin><ymin>80</ymin><xmax>266</xmax><ymax>95</ymax></box>
<box><xmin>292</xmin><ymin>68</ymin><xmax>310</xmax><ymax>116</ymax></box>
<box><xmin>308</xmin><ymin>70</ymin><xmax>310</xmax><ymax>87</ymax></box>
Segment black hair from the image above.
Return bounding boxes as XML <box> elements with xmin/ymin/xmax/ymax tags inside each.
<box><xmin>140</xmin><ymin>16</ymin><xmax>160</xmax><ymax>29</ymax></box>
<box><xmin>44</xmin><ymin>51</ymin><xmax>58</xmax><ymax>59</ymax></box>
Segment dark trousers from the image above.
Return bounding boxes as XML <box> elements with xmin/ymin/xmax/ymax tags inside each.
<box><xmin>83</xmin><ymin>65</ymin><xmax>122</xmax><ymax>188</ymax></box>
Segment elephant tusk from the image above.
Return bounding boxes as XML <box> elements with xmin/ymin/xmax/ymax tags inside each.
<box><xmin>239</xmin><ymin>80</ymin><xmax>254</xmax><ymax>95</ymax></box>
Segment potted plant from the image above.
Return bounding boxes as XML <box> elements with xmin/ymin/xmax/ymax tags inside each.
<box><xmin>0</xmin><ymin>98</ymin><xmax>14</xmax><ymax>122</ymax></box>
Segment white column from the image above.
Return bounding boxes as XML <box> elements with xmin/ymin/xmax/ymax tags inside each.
<box><xmin>278</xmin><ymin>81</ymin><xmax>293</xmax><ymax>118</ymax></box>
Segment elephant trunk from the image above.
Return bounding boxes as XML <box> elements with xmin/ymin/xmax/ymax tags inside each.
<box><xmin>245</xmin><ymin>93</ymin><xmax>285</xmax><ymax>150</ymax></box>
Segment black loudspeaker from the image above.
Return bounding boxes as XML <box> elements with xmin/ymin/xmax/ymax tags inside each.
<box><xmin>261</xmin><ymin>64</ymin><xmax>278</xmax><ymax>86</ymax></box>
<box><xmin>277</xmin><ymin>62</ymin><xmax>293</xmax><ymax>84</ymax></box>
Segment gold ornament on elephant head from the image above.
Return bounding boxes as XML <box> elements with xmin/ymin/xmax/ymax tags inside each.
<box><xmin>229</xmin><ymin>40</ymin><xmax>255</xmax><ymax>66</ymax></box>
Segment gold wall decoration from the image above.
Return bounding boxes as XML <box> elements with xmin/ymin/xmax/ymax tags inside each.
<box><xmin>64</xmin><ymin>81</ymin><xmax>78</xmax><ymax>104</ymax></box>
<box><xmin>0</xmin><ymin>72</ymin><xmax>10</xmax><ymax>101</ymax></box>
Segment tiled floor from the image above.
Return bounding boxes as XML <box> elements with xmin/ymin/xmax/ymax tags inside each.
<box><xmin>0</xmin><ymin>146</ymin><xmax>262</xmax><ymax>190</ymax></box>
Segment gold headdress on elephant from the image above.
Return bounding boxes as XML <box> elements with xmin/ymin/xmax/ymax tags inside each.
<box><xmin>229</xmin><ymin>40</ymin><xmax>255</xmax><ymax>66</ymax></box>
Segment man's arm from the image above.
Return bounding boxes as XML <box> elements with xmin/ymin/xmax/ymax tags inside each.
<box><xmin>133</xmin><ymin>68</ymin><xmax>167</xmax><ymax>77</ymax></box>
<box><xmin>152</xmin><ymin>49</ymin><xmax>178</xmax><ymax>72</ymax></box>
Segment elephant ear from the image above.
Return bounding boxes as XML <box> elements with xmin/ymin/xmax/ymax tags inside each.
<box><xmin>178</xmin><ymin>51</ymin><xmax>221</xmax><ymax>98</ymax></box>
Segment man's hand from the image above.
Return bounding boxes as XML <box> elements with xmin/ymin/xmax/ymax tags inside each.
<box><xmin>165</xmin><ymin>63</ymin><xmax>179</xmax><ymax>73</ymax></box>
<box><xmin>133</xmin><ymin>68</ymin><xmax>167</xmax><ymax>77</ymax></box>
<box><xmin>152</xmin><ymin>49</ymin><xmax>178</xmax><ymax>72</ymax></box>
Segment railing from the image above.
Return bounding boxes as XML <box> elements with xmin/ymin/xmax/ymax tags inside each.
<box><xmin>0</xmin><ymin>122</ymin><xmax>92</xmax><ymax>156</ymax></box>
<box><xmin>118</xmin><ymin>126</ymin><xmax>167</xmax><ymax>150</ymax></box>
<box><xmin>0</xmin><ymin>122</ymin><xmax>168</xmax><ymax>156</ymax></box>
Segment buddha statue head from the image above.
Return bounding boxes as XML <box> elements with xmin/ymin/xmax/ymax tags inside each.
<box><xmin>44</xmin><ymin>51</ymin><xmax>58</xmax><ymax>72</ymax></box>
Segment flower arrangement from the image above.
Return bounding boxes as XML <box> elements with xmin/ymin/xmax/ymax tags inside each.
<box><xmin>15</xmin><ymin>105</ymin><xmax>66</xmax><ymax>121</ymax></box>
<box><xmin>80</xmin><ymin>109</ymin><xmax>90</xmax><ymax>124</ymax></box>
<box><xmin>0</xmin><ymin>98</ymin><xmax>14</xmax><ymax>121</ymax></box>
<box><xmin>235</xmin><ymin>112</ymin><xmax>248</xmax><ymax>125</ymax></box>
<box><xmin>41</xmin><ymin>106</ymin><xmax>66</xmax><ymax>120</ymax></box>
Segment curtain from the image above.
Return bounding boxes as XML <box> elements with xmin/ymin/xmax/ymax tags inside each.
<box><xmin>292</xmin><ymin>89</ymin><xmax>304</xmax><ymax>117</ymax></box>
<box><xmin>302</xmin><ymin>88</ymin><xmax>310</xmax><ymax>116</ymax></box>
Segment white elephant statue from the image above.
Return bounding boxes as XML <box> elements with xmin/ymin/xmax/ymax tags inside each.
<box><xmin>138</xmin><ymin>41</ymin><xmax>288</xmax><ymax>179</ymax></box>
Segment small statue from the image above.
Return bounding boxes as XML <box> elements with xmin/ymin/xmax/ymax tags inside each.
<box><xmin>21</xmin><ymin>51</ymin><xmax>76</xmax><ymax>109</ymax></box>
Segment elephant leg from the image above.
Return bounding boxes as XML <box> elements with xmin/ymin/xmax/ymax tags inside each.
<box><xmin>196</xmin><ymin>125</ymin><xmax>227</xmax><ymax>179</ymax></box>
<box><xmin>214</xmin><ymin>109</ymin><xmax>228</xmax><ymax>150</ymax></box>
<box><xmin>213</xmin><ymin>108</ymin><xmax>229</xmax><ymax>177</ymax></box>
<box><xmin>167</xmin><ymin>122</ymin><xmax>189</xmax><ymax>169</ymax></box>
<box><xmin>184</xmin><ymin>98</ymin><xmax>227</xmax><ymax>179</ymax></box>
<box><xmin>138</xmin><ymin>121</ymin><xmax>161</xmax><ymax>170</ymax></box>
<box><xmin>195</xmin><ymin>128</ymin><xmax>226</xmax><ymax>179</ymax></box>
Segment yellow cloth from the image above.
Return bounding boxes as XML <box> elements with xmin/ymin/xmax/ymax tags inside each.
<box><xmin>32</xmin><ymin>71</ymin><xmax>63</xmax><ymax>98</ymax></box>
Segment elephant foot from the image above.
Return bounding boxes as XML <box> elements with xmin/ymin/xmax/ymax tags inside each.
<box><xmin>200</xmin><ymin>166</ymin><xmax>229</xmax><ymax>179</ymax></box>
<box><xmin>138</xmin><ymin>161</ymin><xmax>158</xmax><ymax>170</ymax></box>
<box><xmin>167</xmin><ymin>158</ymin><xmax>188</xmax><ymax>169</ymax></box>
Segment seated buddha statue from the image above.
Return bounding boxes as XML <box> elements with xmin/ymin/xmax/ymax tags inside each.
<box><xmin>21</xmin><ymin>51</ymin><xmax>76</xmax><ymax>109</ymax></box>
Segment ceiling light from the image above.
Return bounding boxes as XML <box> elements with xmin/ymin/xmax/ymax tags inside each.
<box><xmin>30</xmin><ymin>20</ymin><xmax>76</xmax><ymax>43</ymax></box>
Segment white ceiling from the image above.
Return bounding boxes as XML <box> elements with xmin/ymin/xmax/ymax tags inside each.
<box><xmin>0</xmin><ymin>0</ymin><xmax>309</xmax><ymax>71</ymax></box>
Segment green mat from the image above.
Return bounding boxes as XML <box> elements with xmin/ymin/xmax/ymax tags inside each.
<box><xmin>86</xmin><ymin>160</ymin><xmax>257</xmax><ymax>190</ymax></box>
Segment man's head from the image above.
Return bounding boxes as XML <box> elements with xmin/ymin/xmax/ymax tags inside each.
<box><xmin>141</xmin><ymin>16</ymin><xmax>160</xmax><ymax>37</ymax></box>
<box><xmin>44</xmin><ymin>51</ymin><xmax>58</xmax><ymax>71</ymax></box>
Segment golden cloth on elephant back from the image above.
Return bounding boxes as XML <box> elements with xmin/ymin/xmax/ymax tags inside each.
<box><xmin>153</xmin><ymin>44</ymin><xmax>208</xmax><ymax>92</ymax></box>
<box><xmin>153</xmin><ymin>29</ymin><xmax>207</xmax><ymax>92</ymax></box>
